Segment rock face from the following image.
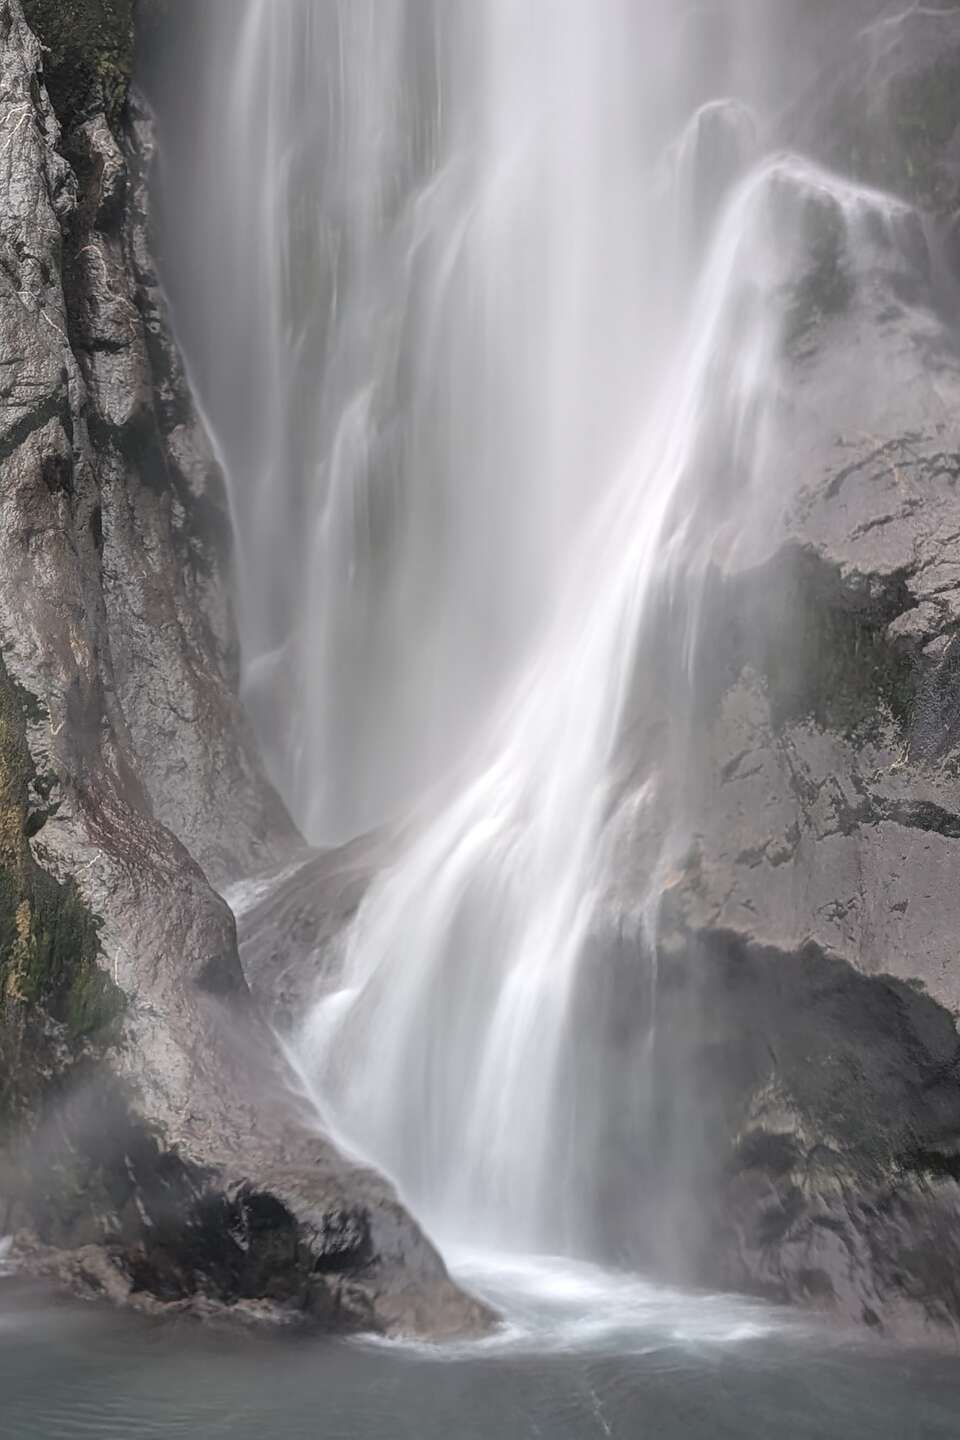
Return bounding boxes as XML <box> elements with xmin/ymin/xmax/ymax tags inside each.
<box><xmin>0</xmin><ymin>0</ymin><xmax>491</xmax><ymax>1338</ymax></box>
<box><xmin>589</xmin><ymin>1</ymin><xmax>960</xmax><ymax>1344</ymax></box>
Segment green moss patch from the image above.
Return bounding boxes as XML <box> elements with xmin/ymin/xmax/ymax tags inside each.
<box><xmin>22</xmin><ymin>0</ymin><xmax>134</xmax><ymax>129</ymax></box>
<box><xmin>0</xmin><ymin>656</ymin><xmax>123</xmax><ymax>1068</ymax></box>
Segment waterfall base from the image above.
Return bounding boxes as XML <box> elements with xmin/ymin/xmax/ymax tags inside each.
<box><xmin>234</xmin><ymin>844</ymin><xmax>960</xmax><ymax>1347</ymax></box>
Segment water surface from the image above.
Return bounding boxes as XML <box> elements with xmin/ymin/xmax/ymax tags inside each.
<box><xmin>3</xmin><ymin>1255</ymin><xmax>959</xmax><ymax>1439</ymax></box>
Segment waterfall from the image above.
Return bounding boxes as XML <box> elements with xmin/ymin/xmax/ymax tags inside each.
<box><xmin>151</xmin><ymin>2</ymin><xmax>925</xmax><ymax>1260</ymax></box>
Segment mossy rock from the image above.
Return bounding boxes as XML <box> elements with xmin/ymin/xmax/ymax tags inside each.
<box><xmin>0</xmin><ymin>656</ymin><xmax>123</xmax><ymax>1061</ymax></box>
<box><xmin>22</xmin><ymin>0</ymin><xmax>134</xmax><ymax>129</ymax></box>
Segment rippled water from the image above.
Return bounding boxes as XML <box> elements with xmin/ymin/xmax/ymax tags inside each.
<box><xmin>3</xmin><ymin>1257</ymin><xmax>960</xmax><ymax>1439</ymax></box>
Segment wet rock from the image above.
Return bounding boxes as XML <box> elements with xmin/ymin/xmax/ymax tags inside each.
<box><xmin>555</xmin><ymin>916</ymin><xmax>960</xmax><ymax>1344</ymax></box>
<box><xmin>579</xmin><ymin>4</ymin><xmax>960</xmax><ymax>1341</ymax></box>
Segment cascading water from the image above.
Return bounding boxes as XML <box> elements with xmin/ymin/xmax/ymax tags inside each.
<box><xmin>296</xmin><ymin>158</ymin><xmax>917</xmax><ymax>1258</ymax></box>
<box><xmin>150</xmin><ymin>2</ymin><xmax>931</xmax><ymax>1263</ymax></box>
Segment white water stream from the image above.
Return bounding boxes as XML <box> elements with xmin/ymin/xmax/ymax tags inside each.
<box><xmin>165</xmin><ymin>2</ymin><xmax>918</xmax><ymax>1263</ymax></box>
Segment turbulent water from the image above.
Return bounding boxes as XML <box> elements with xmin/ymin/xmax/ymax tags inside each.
<box><xmin>148</xmin><ymin>2</ymin><xmax>941</xmax><ymax>1266</ymax></box>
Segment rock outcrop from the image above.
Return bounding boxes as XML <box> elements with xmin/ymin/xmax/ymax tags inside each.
<box><xmin>0</xmin><ymin>0</ymin><xmax>490</xmax><ymax>1338</ymax></box>
<box><xmin>591</xmin><ymin>2</ymin><xmax>960</xmax><ymax>1344</ymax></box>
